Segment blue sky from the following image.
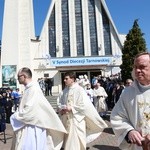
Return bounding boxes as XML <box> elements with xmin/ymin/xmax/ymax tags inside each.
<box><xmin>105</xmin><ymin>0</ymin><xmax>150</xmax><ymax>51</ymax></box>
<box><xmin>0</xmin><ymin>0</ymin><xmax>150</xmax><ymax>50</ymax></box>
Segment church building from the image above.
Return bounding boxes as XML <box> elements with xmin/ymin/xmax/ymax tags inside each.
<box><xmin>1</xmin><ymin>0</ymin><xmax>125</xmax><ymax>93</ymax></box>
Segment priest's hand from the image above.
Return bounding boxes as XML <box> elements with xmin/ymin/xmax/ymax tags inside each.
<box><xmin>128</xmin><ymin>130</ymin><xmax>145</xmax><ymax>146</ymax></box>
<box><xmin>142</xmin><ymin>134</ymin><xmax>150</xmax><ymax>150</ymax></box>
<box><xmin>66</xmin><ymin>106</ymin><xmax>72</xmax><ymax>112</ymax></box>
<box><xmin>60</xmin><ymin>106</ymin><xmax>72</xmax><ymax>115</ymax></box>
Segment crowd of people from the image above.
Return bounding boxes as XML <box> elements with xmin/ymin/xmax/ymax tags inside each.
<box><xmin>38</xmin><ymin>77</ymin><xmax>53</xmax><ymax>96</ymax></box>
<box><xmin>0</xmin><ymin>52</ymin><xmax>150</xmax><ymax>150</ymax></box>
<box><xmin>75</xmin><ymin>73</ymin><xmax>133</xmax><ymax>118</ymax></box>
<box><xmin>0</xmin><ymin>87</ymin><xmax>21</xmax><ymax>129</ymax></box>
<box><xmin>0</xmin><ymin>77</ymin><xmax>53</xmax><ymax>132</ymax></box>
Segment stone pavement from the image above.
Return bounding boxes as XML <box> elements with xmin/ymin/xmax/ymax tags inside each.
<box><xmin>0</xmin><ymin>123</ymin><xmax>13</xmax><ymax>150</ymax></box>
<box><xmin>0</xmin><ymin>111</ymin><xmax>121</xmax><ymax>150</ymax></box>
<box><xmin>87</xmin><ymin>111</ymin><xmax>121</xmax><ymax>150</ymax></box>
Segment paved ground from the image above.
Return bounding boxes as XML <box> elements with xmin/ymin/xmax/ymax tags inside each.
<box><xmin>0</xmin><ymin>111</ymin><xmax>120</xmax><ymax>150</ymax></box>
<box><xmin>0</xmin><ymin>123</ymin><xmax>13</xmax><ymax>150</ymax></box>
<box><xmin>87</xmin><ymin>112</ymin><xmax>121</xmax><ymax>150</ymax></box>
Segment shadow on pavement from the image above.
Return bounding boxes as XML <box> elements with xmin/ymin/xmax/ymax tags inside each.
<box><xmin>103</xmin><ymin>127</ymin><xmax>114</xmax><ymax>135</ymax></box>
<box><xmin>93</xmin><ymin>145</ymin><xmax>121</xmax><ymax>150</ymax></box>
<box><xmin>0</xmin><ymin>135</ymin><xmax>13</xmax><ymax>144</ymax></box>
<box><xmin>0</xmin><ymin>134</ymin><xmax>13</xmax><ymax>144</ymax></box>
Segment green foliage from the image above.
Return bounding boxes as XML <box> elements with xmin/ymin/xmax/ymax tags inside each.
<box><xmin>120</xmin><ymin>19</ymin><xmax>147</xmax><ymax>82</ymax></box>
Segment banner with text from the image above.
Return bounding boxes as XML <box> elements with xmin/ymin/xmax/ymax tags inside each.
<box><xmin>50</xmin><ymin>57</ymin><xmax>112</xmax><ymax>67</ymax></box>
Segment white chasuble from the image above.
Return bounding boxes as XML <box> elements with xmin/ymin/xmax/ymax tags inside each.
<box><xmin>10</xmin><ymin>81</ymin><xmax>67</xmax><ymax>150</ymax></box>
<box><xmin>111</xmin><ymin>80</ymin><xmax>150</xmax><ymax>150</ymax></box>
<box><xmin>57</xmin><ymin>83</ymin><xmax>107</xmax><ymax>150</ymax></box>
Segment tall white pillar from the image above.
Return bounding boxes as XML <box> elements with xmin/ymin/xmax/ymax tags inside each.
<box><xmin>1</xmin><ymin>0</ymin><xmax>35</xmax><ymax>87</ymax></box>
<box><xmin>1</xmin><ymin>0</ymin><xmax>35</xmax><ymax>69</ymax></box>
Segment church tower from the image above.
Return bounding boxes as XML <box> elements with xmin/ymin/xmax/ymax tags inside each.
<box><xmin>1</xmin><ymin>0</ymin><xmax>35</xmax><ymax>87</ymax></box>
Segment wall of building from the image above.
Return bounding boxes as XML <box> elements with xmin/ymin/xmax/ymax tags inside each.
<box><xmin>1</xmin><ymin>0</ymin><xmax>35</xmax><ymax>89</ymax></box>
<box><xmin>1</xmin><ymin>0</ymin><xmax>124</xmax><ymax>94</ymax></box>
<box><xmin>32</xmin><ymin>0</ymin><xmax>123</xmax><ymax>93</ymax></box>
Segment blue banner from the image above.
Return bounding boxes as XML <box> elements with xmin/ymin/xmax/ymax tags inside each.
<box><xmin>50</xmin><ymin>57</ymin><xmax>112</xmax><ymax>66</ymax></box>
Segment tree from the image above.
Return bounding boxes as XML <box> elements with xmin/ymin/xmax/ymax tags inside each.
<box><xmin>120</xmin><ymin>19</ymin><xmax>147</xmax><ymax>82</ymax></box>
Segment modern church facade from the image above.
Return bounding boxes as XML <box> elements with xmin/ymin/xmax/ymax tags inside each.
<box><xmin>1</xmin><ymin>0</ymin><xmax>125</xmax><ymax>93</ymax></box>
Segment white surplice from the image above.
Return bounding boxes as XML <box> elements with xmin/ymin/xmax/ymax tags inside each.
<box><xmin>10</xmin><ymin>81</ymin><xmax>67</xmax><ymax>150</ymax></box>
<box><xmin>111</xmin><ymin>80</ymin><xmax>150</xmax><ymax>150</ymax></box>
<box><xmin>57</xmin><ymin>83</ymin><xmax>107</xmax><ymax>150</ymax></box>
<box><xmin>93</xmin><ymin>86</ymin><xmax>108</xmax><ymax>112</ymax></box>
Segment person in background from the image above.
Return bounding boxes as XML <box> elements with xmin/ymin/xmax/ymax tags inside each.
<box><xmin>57</xmin><ymin>71</ymin><xmax>107</xmax><ymax>150</ymax></box>
<box><xmin>93</xmin><ymin>82</ymin><xmax>108</xmax><ymax>118</ymax></box>
<box><xmin>125</xmin><ymin>79</ymin><xmax>133</xmax><ymax>87</ymax></box>
<box><xmin>91</xmin><ymin>76</ymin><xmax>98</xmax><ymax>88</ymax></box>
<box><xmin>85</xmin><ymin>83</ymin><xmax>94</xmax><ymax>104</ymax></box>
<box><xmin>105</xmin><ymin>79</ymin><xmax>115</xmax><ymax>110</ymax></box>
<box><xmin>111</xmin><ymin>52</ymin><xmax>150</xmax><ymax>150</ymax></box>
<box><xmin>10</xmin><ymin>67</ymin><xmax>66</xmax><ymax>150</ymax></box>
<box><xmin>45</xmin><ymin>78</ymin><xmax>53</xmax><ymax>96</ymax></box>
<box><xmin>5</xmin><ymin>88</ymin><xmax>13</xmax><ymax>123</ymax></box>
<box><xmin>0</xmin><ymin>93</ymin><xmax>7</xmax><ymax>134</ymax></box>
<box><xmin>82</xmin><ymin>74</ymin><xmax>90</xmax><ymax>89</ymax></box>
<box><xmin>112</xmin><ymin>82</ymin><xmax>124</xmax><ymax>104</ymax></box>
<box><xmin>6</xmin><ymin>96</ymin><xmax>13</xmax><ymax>123</ymax></box>
<box><xmin>11</xmin><ymin>88</ymin><xmax>21</xmax><ymax>111</ymax></box>
<box><xmin>38</xmin><ymin>78</ymin><xmax>46</xmax><ymax>95</ymax></box>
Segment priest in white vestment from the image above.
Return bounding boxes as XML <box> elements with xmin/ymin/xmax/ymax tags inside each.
<box><xmin>93</xmin><ymin>82</ymin><xmax>108</xmax><ymax>117</ymax></box>
<box><xmin>10</xmin><ymin>67</ymin><xmax>67</xmax><ymax>150</ymax></box>
<box><xmin>57</xmin><ymin>71</ymin><xmax>107</xmax><ymax>150</ymax></box>
<box><xmin>111</xmin><ymin>52</ymin><xmax>150</xmax><ymax>150</ymax></box>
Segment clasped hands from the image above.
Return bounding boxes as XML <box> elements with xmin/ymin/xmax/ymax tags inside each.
<box><xmin>128</xmin><ymin>130</ymin><xmax>150</xmax><ymax>150</ymax></box>
<box><xmin>59</xmin><ymin>105</ymin><xmax>72</xmax><ymax>115</ymax></box>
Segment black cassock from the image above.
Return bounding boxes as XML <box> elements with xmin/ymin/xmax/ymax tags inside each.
<box><xmin>0</xmin><ymin>106</ymin><xmax>6</xmax><ymax>132</ymax></box>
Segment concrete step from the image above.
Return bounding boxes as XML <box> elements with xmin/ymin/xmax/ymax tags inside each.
<box><xmin>46</xmin><ymin>95</ymin><xmax>58</xmax><ymax>111</ymax></box>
